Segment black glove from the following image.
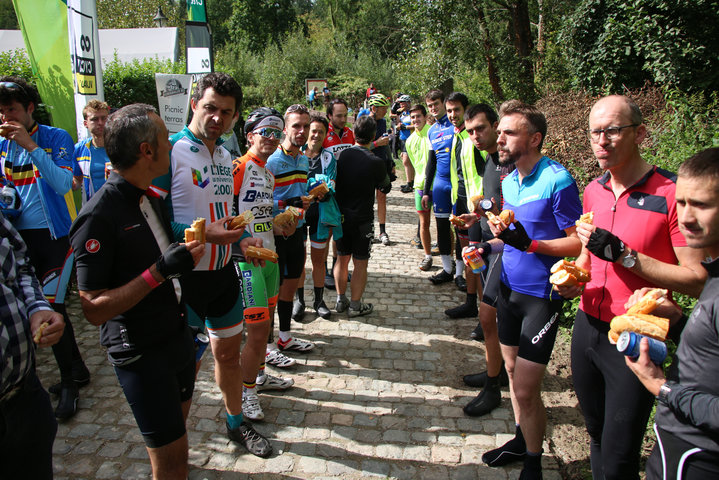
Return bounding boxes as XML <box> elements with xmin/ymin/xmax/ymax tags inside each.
<box><xmin>476</xmin><ymin>242</ymin><xmax>492</xmax><ymax>262</ymax></box>
<box><xmin>586</xmin><ymin>228</ymin><xmax>625</xmax><ymax>262</ymax></box>
<box><xmin>284</xmin><ymin>196</ymin><xmax>304</xmax><ymax>208</ymax></box>
<box><xmin>498</xmin><ymin>221</ymin><xmax>532</xmax><ymax>252</ymax></box>
<box><xmin>156</xmin><ymin>242</ymin><xmax>194</xmax><ymax>279</ymax></box>
<box><xmin>378</xmin><ymin>182</ymin><xmax>392</xmax><ymax>194</ymax></box>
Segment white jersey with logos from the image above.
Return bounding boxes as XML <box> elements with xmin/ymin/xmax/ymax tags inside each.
<box><xmin>233</xmin><ymin>152</ymin><xmax>276</xmax><ymax>251</ymax></box>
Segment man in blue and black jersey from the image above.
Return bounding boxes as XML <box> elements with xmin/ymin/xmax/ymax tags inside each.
<box><xmin>480</xmin><ymin>100</ymin><xmax>583</xmax><ymax>480</ymax></box>
<box><xmin>421</xmin><ymin>89</ymin><xmax>457</xmax><ymax>285</ymax></box>
<box><xmin>0</xmin><ymin>76</ymin><xmax>88</xmax><ymax>420</ymax></box>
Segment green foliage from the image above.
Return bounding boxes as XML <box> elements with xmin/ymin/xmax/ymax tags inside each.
<box><xmin>644</xmin><ymin>89</ymin><xmax>719</xmax><ymax>173</ymax></box>
<box><xmin>96</xmin><ymin>0</ymin><xmax>184</xmax><ymax>29</ymax></box>
<box><xmin>0</xmin><ymin>0</ymin><xmax>17</xmax><ymax>29</ymax></box>
<box><xmin>0</xmin><ymin>49</ymin><xmax>51</xmax><ymax>125</ymax></box>
<box><xmin>102</xmin><ymin>55</ymin><xmax>185</xmax><ymax>110</ymax></box>
<box><xmin>229</xmin><ymin>0</ymin><xmax>304</xmax><ymax>53</ymax></box>
<box><xmin>561</xmin><ymin>0</ymin><xmax>719</xmax><ymax>94</ymax></box>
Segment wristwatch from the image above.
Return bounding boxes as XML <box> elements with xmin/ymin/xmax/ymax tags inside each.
<box><xmin>621</xmin><ymin>248</ymin><xmax>637</xmax><ymax>268</ymax></box>
<box><xmin>658</xmin><ymin>382</ymin><xmax>672</xmax><ymax>405</ymax></box>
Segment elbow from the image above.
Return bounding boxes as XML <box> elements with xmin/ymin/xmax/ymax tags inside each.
<box><xmin>79</xmin><ymin>295</ymin><xmax>108</xmax><ymax>326</ymax></box>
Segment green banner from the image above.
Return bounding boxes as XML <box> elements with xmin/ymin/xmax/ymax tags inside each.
<box><xmin>11</xmin><ymin>0</ymin><xmax>77</xmax><ymax>140</ymax></box>
<box><xmin>186</xmin><ymin>0</ymin><xmax>207</xmax><ymax>23</ymax></box>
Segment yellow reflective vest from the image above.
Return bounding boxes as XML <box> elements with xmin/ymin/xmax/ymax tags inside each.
<box><xmin>405</xmin><ymin>123</ymin><xmax>431</xmax><ymax>190</ymax></box>
<box><xmin>450</xmin><ymin>129</ymin><xmax>486</xmax><ymax>211</ymax></box>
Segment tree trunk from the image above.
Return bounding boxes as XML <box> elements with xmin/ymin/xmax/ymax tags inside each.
<box><xmin>475</xmin><ymin>3</ymin><xmax>505</xmax><ymax>101</ymax></box>
<box><xmin>508</xmin><ymin>0</ymin><xmax>536</xmax><ymax>100</ymax></box>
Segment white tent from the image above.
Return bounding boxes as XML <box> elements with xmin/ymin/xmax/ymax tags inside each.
<box><xmin>0</xmin><ymin>27</ymin><xmax>179</xmax><ymax>67</ymax></box>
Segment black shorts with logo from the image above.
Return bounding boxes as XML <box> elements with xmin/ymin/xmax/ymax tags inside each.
<box><xmin>336</xmin><ymin>220</ymin><xmax>373</xmax><ymax>260</ymax></box>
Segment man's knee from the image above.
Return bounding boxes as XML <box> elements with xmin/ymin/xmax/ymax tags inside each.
<box><xmin>211</xmin><ymin>337</ymin><xmax>242</xmax><ymax>365</ymax></box>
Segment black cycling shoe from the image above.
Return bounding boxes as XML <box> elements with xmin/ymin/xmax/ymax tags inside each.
<box><xmin>463</xmin><ymin>365</ymin><xmax>509</xmax><ymax>388</ymax></box>
<box><xmin>291</xmin><ymin>298</ymin><xmax>305</xmax><ymax>322</ymax></box>
<box><xmin>470</xmin><ymin>322</ymin><xmax>484</xmax><ymax>341</ymax></box>
<box><xmin>49</xmin><ymin>364</ymin><xmax>91</xmax><ymax>395</ymax></box>
<box><xmin>399</xmin><ymin>183</ymin><xmax>413</xmax><ymax>193</ymax></box>
<box><xmin>54</xmin><ymin>383</ymin><xmax>79</xmax><ymax>420</ymax></box>
<box><xmin>482</xmin><ymin>426</ymin><xmax>526</xmax><ymax>467</ymax></box>
<box><xmin>463</xmin><ymin>386</ymin><xmax>502</xmax><ymax>417</ymax></box>
<box><xmin>454</xmin><ymin>276</ymin><xmax>467</xmax><ymax>291</ymax></box>
<box><xmin>227</xmin><ymin>421</ymin><xmax>272</xmax><ymax>458</ymax></box>
<box><xmin>445</xmin><ymin>302</ymin><xmax>478</xmax><ymax>319</ymax></box>
<box><xmin>314</xmin><ymin>300</ymin><xmax>331</xmax><ymax>319</ymax></box>
<box><xmin>429</xmin><ymin>270</ymin><xmax>453</xmax><ymax>285</ymax></box>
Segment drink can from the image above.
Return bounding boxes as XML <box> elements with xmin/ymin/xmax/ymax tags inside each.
<box><xmin>616</xmin><ymin>331</ymin><xmax>667</xmax><ymax>365</ymax></box>
<box><xmin>194</xmin><ymin>332</ymin><xmax>210</xmax><ymax>362</ymax></box>
<box><xmin>479</xmin><ymin>198</ymin><xmax>494</xmax><ymax>212</ymax></box>
<box><xmin>104</xmin><ymin>162</ymin><xmax>114</xmax><ymax>180</ymax></box>
<box><xmin>462</xmin><ymin>246</ymin><xmax>485</xmax><ymax>274</ymax></box>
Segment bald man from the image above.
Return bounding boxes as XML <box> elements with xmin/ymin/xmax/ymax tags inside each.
<box><xmin>555</xmin><ymin>95</ymin><xmax>706</xmax><ymax>480</ymax></box>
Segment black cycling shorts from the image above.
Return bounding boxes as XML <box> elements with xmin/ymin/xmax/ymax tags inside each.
<box><xmin>275</xmin><ymin>228</ymin><xmax>305</xmax><ymax>280</ymax></box>
<box><xmin>113</xmin><ymin>327</ymin><xmax>195</xmax><ymax>448</ymax></box>
<box><xmin>496</xmin><ymin>282</ymin><xmax>563</xmax><ymax>365</ymax></box>
<box><xmin>480</xmin><ymin>252</ymin><xmax>502</xmax><ymax>307</ymax></box>
<box><xmin>181</xmin><ymin>262</ymin><xmax>241</xmax><ymax>327</ymax></box>
<box><xmin>647</xmin><ymin>426</ymin><xmax>719</xmax><ymax>480</ymax></box>
<box><xmin>453</xmin><ymin>199</ymin><xmax>481</xmax><ymax>242</ymax></box>
<box><xmin>336</xmin><ymin>220</ymin><xmax>373</xmax><ymax>260</ymax></box>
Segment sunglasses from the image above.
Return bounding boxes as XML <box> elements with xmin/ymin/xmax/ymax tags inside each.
<box><xmin>285</xmin><ymin>104</ymin><xmax>309</xmax><ymax>115</ymax></box>
<box><xmin>0</xmin><ymin>81</ymin><xmax>29</xmax><ymax>97</ymax></box>
<box><xmin>253</xmin><ymin>128</ymin><xmax>282</xmax><ymax>139</ymax></box>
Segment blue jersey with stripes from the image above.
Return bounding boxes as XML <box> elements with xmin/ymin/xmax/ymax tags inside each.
<box><xmin>266</xmin><ymin>146</ymin><xmax>309</xmax><ymax>227</ymax></box>
<box><xmin>500</xmin><ymin>156</ymin><xmax>582</xmax><ymax>299</ymax></box>
<box><xmin>427</xmin><ymin>114</ymin><xmax>454</xmax><ymax>180</ymax></box>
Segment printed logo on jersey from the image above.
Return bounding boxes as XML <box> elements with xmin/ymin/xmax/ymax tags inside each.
<box><xmin>85</xmin><ymin>239</ymin><xmax>101</xmax><ymax>253</ymax></box>
<box><xmin>192</xmin><ymin>166</ymin><xmax>210</xmax><ymax>189</ymax></box>
<box><xmin>190</xmin><ymin>146</ymin><xmax>200</xmax><ymax>153</ymax></box>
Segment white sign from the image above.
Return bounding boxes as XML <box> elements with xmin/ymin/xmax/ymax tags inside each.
<box><xmin>67</xmin><ymin>0</ymin><xmax>105</xmax><ymax>140</ymax></box>
<box><xmin>187</xmin><ymin>47</ymin><xmax>212</xmax><ymax>74</ymax></box>
<box><xmin>155</xmin><ymin>73</ymin><xmax>192</xmax><ymax>134</ymax></box>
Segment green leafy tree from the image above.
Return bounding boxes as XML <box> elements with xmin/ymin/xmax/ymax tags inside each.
<box><xmin>229</xmin><ymin>0</ymin><xmax>304</xmax><ymax>53</ymax></box>
<box><xmin>96</xmin><ymin>0</ymin><xmax>183</xmax><ymax>29</ymax></box>
<box><xmin>0</xmin><ymin>0</ymin><xmax>17</xmax><ymax>29</ymax></box>
<box><xmin>561</xmin><ymin>0</ymin><xmax>719</xmax><ymax>93</ymax></box>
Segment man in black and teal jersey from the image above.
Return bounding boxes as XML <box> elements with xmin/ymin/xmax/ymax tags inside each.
<box><xmin>367</xmin><ymin>93</ymin><xmax>394</xmax><ymax>246</ymax></box>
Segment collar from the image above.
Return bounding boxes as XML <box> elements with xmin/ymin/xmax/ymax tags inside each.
<box><xmin>280</xmin><ymin>144</ymin><xmax>300</xmax><ymax>158</ymax></box>
<box><xmin>244</xmin><ymin>150</ymin><xmax>267</xmax><ymax>167</ymax></box>
<box><xmin>511</xmin><ymin>155</ymin><xmax>546</xmax><ymax>182</ymax></box>
<box><xmin>106</xmin><ymin>172</ymin><xmax>149</xmax><ymax>204</ymax></box>
<box><xmin>28</xmin><ymin>122</ymin><xmax>39</xmax><ymax>136</ymax></box>
<box><xmin>180</xmin><ymin>126</ymin><xmax>225</xmax><ymax>147</ymax></box>
<box><xmin>598</xmin><ymin>165</ymin><xmax>656</xmax><ymax>192</ymax></box>
<box><xmin>454</xmin><ymin>125</ymin><xmax>465</xmax><ymax>134</ymax></box>
<box><xmin>703</xmin><ymin>256</ymin><xmax>719</xmax><ymax>277</ymax></box>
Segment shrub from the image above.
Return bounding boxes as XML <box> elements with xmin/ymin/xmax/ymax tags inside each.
<box><xmin>102</xmin><ymin>54</ymin><xmax>185</xmax><ymax>110</ymax></box>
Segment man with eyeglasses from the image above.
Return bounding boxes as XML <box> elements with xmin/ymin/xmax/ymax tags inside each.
<box><xmin>554</xmin><ymin>95</ymin><xmax>706</xmax><ymax>480</ymax></box>
<box><xmin>0</xmin><ymin>76</ymin><xmax>89</xmax><ymax>420</ymax></box>
<box><xmin>232</xmin><ymin>107</ymin><xmax>294</xmax><ymax>424</ymax></box>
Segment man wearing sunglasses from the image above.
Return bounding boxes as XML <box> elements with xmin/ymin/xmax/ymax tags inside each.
<box><xmin>0</xmin><ymin>76</ymin><xmax>89</xmax><ymax>420</ymax></box>
<box><xmin>555</xmin><ymin>95</ymin><xmax>706</xmax><ymax>479</ymax></box>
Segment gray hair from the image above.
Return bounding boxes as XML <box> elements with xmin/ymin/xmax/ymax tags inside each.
<box><xmin>104</xmin><ymin>104</ymin><xmax>160</xmax><ymax>171</ymax></box>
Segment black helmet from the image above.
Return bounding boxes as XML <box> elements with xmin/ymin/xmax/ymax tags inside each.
<box><xmin>244</xmin><ymin>107</ymin><xmax>284</xmax><ymax>135</ymax></box>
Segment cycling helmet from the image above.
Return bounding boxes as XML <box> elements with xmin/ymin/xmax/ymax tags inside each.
<box><xmin>368</xmin><ymin>93</ymin><xmax>391</xmax><ymax>108</ymax></box>
<box><xmin>244</xmin><ymin>107</ymin><xmax>284</xmax><ymax>134</ymax></box>
<box><xmin>398</xmin><ymin>94</ymin><xmax>411</xmax><ymax>103</ymax></box>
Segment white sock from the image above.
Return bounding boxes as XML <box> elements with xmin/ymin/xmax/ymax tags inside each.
<box><xmin>279</xmin><ymin>330</ymin><xmax>292</xmax><ymax>343</ymax></box>
<box><xmin>425</xmin><ymin>254</ymin><xmax>432</xmax><ymax>260</ymax></box>
<box><xmin>266</xmin><ymin>343</ymin><xmax>275</xmax><ymax>353</ymax></box>
<box><xmin>441</xmin><ymin>255</ymin><xmax>453</xmax><ymax>273</ymax></box>
<box><xmin>456</xmin><ymin>260</ymin><xmax>465</xmax><ymax>277</ymax></box>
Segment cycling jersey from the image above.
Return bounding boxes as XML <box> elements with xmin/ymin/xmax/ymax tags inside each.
<box><xmin>232</xmin><ymin>151</ymin><xmax>276</xmax><ymax>252</ymax></box>
<box><xmin>73</xmin><ymin>138</ymin><xmax>110</xmax><ymax>204</ymax></box>
<box><xmin>1</xmin><ymin>123</ymin><xmax>75</xmax><ymax>238</ymax></box>
<box><xmin>323</xmin><ymin>124</ymin><xmax>355</xmax><ymax>158</ymax></box>
<box><xmin>405</xmin><ymin>124</ymin><xmax>431</xmax><ymax>190</ymax></box>
<box><xmin>152</xmin><ymin>126</ymin><xmax>235</xmax><ymax>271</ymax></box>
<box><xmin>398</xmin><ymin>111</ymin><xmax>412</xmax><ymax>141</ymax></box>
<box><xmin>266</xmin><ymin>146</ymin><xmax>309</xmax><ymax>227</ymax></box>
<box><xmin>428</xmin><ymin>114</ymin><xmax>454</xmax><ymax>181</ymax></box>
<box><xmin>451</xmin><ymin>138</ymin><xmax>486</xmax><ymax>211</ymax></box>
<box><xmin>500</xmin><ymin>156</ymin><xmax>582</xmax><ymax>299</ymax></box>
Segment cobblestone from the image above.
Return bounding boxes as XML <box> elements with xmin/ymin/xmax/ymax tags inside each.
<box><xmin>40</xmin><ymin>184</ymin><xmax>565</xmax><ymax>479</ymax></box>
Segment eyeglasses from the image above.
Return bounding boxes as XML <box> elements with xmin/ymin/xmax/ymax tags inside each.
<box><xmin>0</xmin><ymin>81</ymin><xmax>29</xmax><ymax>97</ymax></box>
<box><xmin>253</xmin><ymin>128</ymin><xmax>282</xmax><ymax>139</ymax></box>
<box><xmin>588</xmin><ymin>124</ymin><xmax>638</xmax><ymax>142</ymax></box>
<box><xmin>285</xmin><ymin>104</ymin><xmax>309</xmax><ymax>115</ymax></box>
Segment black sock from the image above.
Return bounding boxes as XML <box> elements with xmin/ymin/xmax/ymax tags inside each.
<box><xmin>380</xmin><ymin>223</ymin><xmax>386</xmax><ymax>235</ymax></box>
<box><xmin>416</xmin><ymin>221</ymin><xmax>420</xmax><ymax>237</ymax></box>
<box><xmin>296</xmin><ymin>288</ymin><xmax>304</xmax><ymax>304</ymax></box>
<box><xmin>482</xmin><ymin>424</ymin><xmax>526</xmax><ymax>466</ymax></box>
<box><xmin>408</xmin><ymin>180</ymin><xmax>413</xmax><ymax>188</ymax></box>
<box><xmin>466</xmin><ymin>293</ymin><xmax>477</xmax><ymax>306</ymax></box>
<box><xmin>277</xmin><ymin>299</ymin><xmax>292</xmax><ymax>332</ymax></box>
<box><xmin>313</xmin><ymin>287</ymin><xmax>324</xmax><ymax>305</ymax></box>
